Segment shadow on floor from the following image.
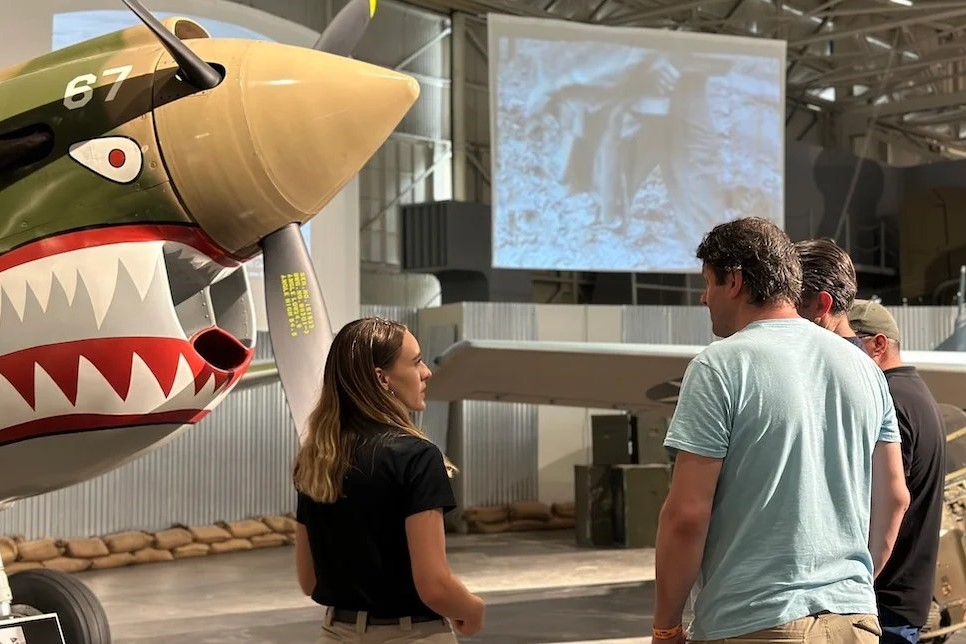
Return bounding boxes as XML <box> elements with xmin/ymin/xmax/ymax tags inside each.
<box><xmin>114</xmin><ymin>580</ymin><xmax>655</xmax><ymax>644</ymax></box>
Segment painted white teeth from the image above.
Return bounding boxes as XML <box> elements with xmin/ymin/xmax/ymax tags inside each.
<box><xmin>115</xmin><ymin>243</ymin><xmax>162</xmax><ymax>300</ymax></box>
<box><xmin>33</xmin><ymin>363</ymin><xmax>76</xmax><ymax>419</ymax></box>
<box><xmin>0</xmin><ymin>373</ymin><xmax>35</xmax><ymax>428</ymax></box>
<box><xmin>128</xmin><ymin>352</ymin><xmax>168</xmax><ymax>411</ymax></box>
<box><xmin>1</xmin><ymin>272</ymin><xmax>27</xmax><ymax>320</ymax></box>
<box><xmin>0</xmin><ymin>236</ymin><xmax>248</xmax><ymax>437</ymax></box>
<box><xmin>50</xmin><ymin>260</ymin><xmax>79</xmax><ymax>305</ymax></box>
<box><xmin>24</xmin><ymin>267</ymin><xmax>54</xmax><ymax>313</ymax></box>
<box><xmin>75</xmin><ymin>356</ymin><xmax>126</xmax><ymax>412</ymax></box>
<box><xmin>0</xmin><ymin>240</ymin><xmax>187</xmax><ymax>350</ymax></box>
<box><xmin>76</xmin><ymin>249</ymin><xmax>120</xmax><ymax>328</ymax></box>
<box><xmin>0</xmin><ymin>352</ymin><xmax>233</xmax><ymax>435</ymax></box>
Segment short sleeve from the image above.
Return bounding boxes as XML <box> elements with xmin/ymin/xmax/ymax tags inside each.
<box><xmin>400</xmin><ymin>439</ymin><xmax>457</xmax><ymax>517</ymax></box>
<box><xmin>663</xmin><ymin>359</ymin><xmax>731</xmax><ymax>459</ymax></box>
<box><xmin>295</xmin><ymin>490</ymin><xmax>310</xmax><ymax>525</ymax></box>
<box><xmin>876</xmin><ymin>374</ymin><xmax>901</xmax><ymax>444</ymax></box>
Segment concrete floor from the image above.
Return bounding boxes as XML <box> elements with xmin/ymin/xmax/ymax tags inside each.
<box><xmin>73</xmin><ymin>530</ymin><xmax>966</xmax><ymax>644</ymax></box>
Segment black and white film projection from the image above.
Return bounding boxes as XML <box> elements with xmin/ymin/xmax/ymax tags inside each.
<box><xmin>488</xmin><ymin>14</ymin><xmax>786</xmax><ymax>273</ymax></box>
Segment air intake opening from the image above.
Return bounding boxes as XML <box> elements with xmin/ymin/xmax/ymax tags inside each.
<box><xmin>193</xmin><ymin>327</ymin><xmax>249</xmax><ymax>371</ymax></box>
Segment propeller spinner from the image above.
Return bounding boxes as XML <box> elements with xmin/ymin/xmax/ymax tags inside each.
<box><xmin>122</xmin><ymin>0</ymin><xmax>412</xmax><ymax>443</ymax></box>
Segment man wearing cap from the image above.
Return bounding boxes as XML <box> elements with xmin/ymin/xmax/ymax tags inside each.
<box><xmin>850</xmin><ymin>299</ymin><xmax>946</xmax><ymax>644</ymax></box>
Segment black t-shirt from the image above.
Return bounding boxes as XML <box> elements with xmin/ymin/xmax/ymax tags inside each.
<box><xmin>295</xmin><ymin>424</ymin><xmax>457</xmax><ymax>618</ymax></box>
<box><xmin>875</xmin><ymin>366</ymin><xmax>947</xmax><ymax>627</ymax></box>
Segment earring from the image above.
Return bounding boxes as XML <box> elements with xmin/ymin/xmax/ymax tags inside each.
<box><xmin>390</xmin><ymin>389</ymin><xmax>396</xmax><ymax>397</ymax></box>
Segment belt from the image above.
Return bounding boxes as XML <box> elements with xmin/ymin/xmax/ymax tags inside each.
<box><xmin>330</xmin><ymin>607</ymin><xmax>440</xmax><ymax>626</ymax></box>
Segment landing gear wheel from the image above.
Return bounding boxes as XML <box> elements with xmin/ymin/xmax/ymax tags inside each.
<box><xmin>8</xmin><ymin>569</ymin><xmax>111</xmax><ymax>644</ymax></box>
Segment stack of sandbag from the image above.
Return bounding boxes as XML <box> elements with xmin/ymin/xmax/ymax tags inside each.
<box><xmin>0</xmin><ymin>513</ymin><xmax>298</xmax><ymax>575</ymax></box>
<box><xmin>463</xmin><ymin>505</ymin><xmax>510</xmax><ymax>533</ymax></box>
<box><xmin>462</xmin><ymin>500</ymin><xmax>577</xmax><ymax>533</ymax></box>
<box><xmin>550</xmin><ymin>502</ymin><xmax>575</xmax><ymax>528</ymax></box>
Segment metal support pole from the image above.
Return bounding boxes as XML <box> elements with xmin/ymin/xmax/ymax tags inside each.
<box><xmin>451</xmin><ymin>12</ymin><xmax>468</xmax><ymax>201</ymax></box>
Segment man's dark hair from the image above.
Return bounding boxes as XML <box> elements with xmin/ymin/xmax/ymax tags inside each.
<box><xmin>793</xmin><ymin>238</ymin><xmax>857</xmax><ymax>315</ymax></box>
<box><xmin>696</xmin><ymin>217</ymin><xmax>802</xmax><ymax>307</ymax></box>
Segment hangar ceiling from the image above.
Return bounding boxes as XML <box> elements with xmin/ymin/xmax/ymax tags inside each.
<box><xmin>400</xmin><ymin>0</ymin><xmax>966</xmax><ymax>158</ymax></box>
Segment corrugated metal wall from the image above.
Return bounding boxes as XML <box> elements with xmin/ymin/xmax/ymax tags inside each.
<box><xmin>620</xmin><ymin>304</ymin><xmax>961</xmax><ymax>349</ymax></box>
<box><xmin>892</xmin><ymin>306</ymin><xmax>959</xmax><ymax>350</ymax></box>
<box><xmin>453</xmin><ymin>303</ymin><xmax>539</xmax><ymax>509</ymax></box>
<box><xmin>621</xmin><ymin>305</ymin><xmax>716</xmax><ymax>344</ymax></box>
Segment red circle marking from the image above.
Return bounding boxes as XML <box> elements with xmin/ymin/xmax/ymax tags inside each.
<box><xmin>108</xmin><ymin>149</ymin><xmax>126</xmax><ymax>168</ymax></box>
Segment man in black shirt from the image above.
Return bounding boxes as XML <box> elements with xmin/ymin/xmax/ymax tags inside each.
<box><xmin>849</xmin><ymin>299</ymin><xmax>946</xmax><ymax>644</ymax></box>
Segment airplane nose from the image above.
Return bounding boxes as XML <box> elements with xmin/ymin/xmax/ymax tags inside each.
<box><xmin>152</xmin><ymin>40</ymin><xmax>419</xmax><ymax>257</ymax></box>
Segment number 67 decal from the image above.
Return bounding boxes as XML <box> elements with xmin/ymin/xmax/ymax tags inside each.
<box><xmin>63</xmin><ymin>65</ymin><xmax>133</xmax><ymax>110</ymax></box>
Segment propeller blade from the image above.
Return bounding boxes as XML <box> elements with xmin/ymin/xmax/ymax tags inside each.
<box><xmin>313</xmin><ymin>0</ymin><xmax>378</xmax><ymax>57</ymax></box>
<box><xmin>121</xmin><ymin>0</ymin><xmax>222</xmax><ymax>89</ymax></box>
<box><xmin>260</xmin><ymin>223</ymin><xmax>334</xmax><ymax>443</ymax></box>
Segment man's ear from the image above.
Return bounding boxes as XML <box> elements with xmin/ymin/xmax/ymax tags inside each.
<box><xmin>871</xmin><ymin>334</ymin><xmax>890</xmax><ymax>358</ymax></box>
<box><xmin>727</xmin><ymin>270</ymin><xmax>743</xmax><ymax>299</ymax></box>
<box><xmin>816</xmin><ymin>291</ymin><xmax>833</xmax><ymax>318</ymax></box>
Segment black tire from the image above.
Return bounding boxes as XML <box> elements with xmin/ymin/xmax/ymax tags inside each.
<box><xmin>8</xmin><ymin>568</ymin><xmax>111</xmax><ymax>644</ymax></box>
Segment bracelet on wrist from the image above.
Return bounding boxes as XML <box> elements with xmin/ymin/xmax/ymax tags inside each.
<box><xmin>653</xmin><ymin>624</ymin><xmax>683</xmax><ymax>640</ymax></box>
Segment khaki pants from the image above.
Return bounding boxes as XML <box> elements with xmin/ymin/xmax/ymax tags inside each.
<box><xmin>316</xmin><ymin>606</ymin><xmax>458</xmax><ymax>643</ymax></box>
<box><xmin>692</xmin><ymin>613</ymin><xmax>881</xmax><ymax>644</ymax></box>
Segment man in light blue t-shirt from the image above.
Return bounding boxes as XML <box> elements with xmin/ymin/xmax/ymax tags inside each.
<box><xmin>652</xmin><ymin>217</ymin><xmax>910</xmax><ymax>644</ymax></box>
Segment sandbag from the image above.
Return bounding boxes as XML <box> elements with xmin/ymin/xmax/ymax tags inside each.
<box><xmin>6</xmin><ymin>562</ymin><xmax>42</xmax><ymax>574</ymax></box>
<box><xmin>220</xmin><ymin>519</ymin><xmax>271</xmax><ymax>539</ymax></box>
<box><xmin>463</xmin><ymin>505</ymin><xmax>509</xmax><ymax>524</ymax></box>
<box><xmin>210</xmin><ymin>538</ymin><xmax>252</xmax><ymax>555</ymax></box>
<box><xmin>172</xmin><ymin>543</ymin><xmax>210</xmax><ymax>559</ymax></box>
<box><xmin>182</xmin><ymin>524</ymin><xmax>231</xmax><ymax>544</ymax></box>
<box><xmin>43</xmin><ymin>557</ymin><xmax>92</xmax><ymax>574</ymax></box>
<box><xmin>0</xmin><ymin>537</ymin><xmax>18</xmax><ymax>566</ymax></box>
<box><xmin>104</xmin><ymin>531</ymin><xmax>152</xmax><ymax>554</ymax></box>
<box><xmin>260</xmin><ymin>515</ymin><xmax>296</xmax><ymax>534</ymax></box>
<box><xmin>132</xmin><ymin>548</ymin><xmax>175</xmax><ymax>564</ymax></box>
<box><xmin>551</xmin><ymin>502</ymin><xmax>575</xmax><ymax>518</ymax></box>
<box><xmin>508</xmin><ymin>500</ymin><xmax>551</xmax><ymax>522</ymax></box>
<box><xmin>548</xmin><ymin>516</ymin><xmax>576</xmax><ymax>529</ymax></box>
<box><xmin>62</xmin><ymin>538</ymin><xmax>109</xmax><ymax>559</ymax></box>
<box><xmin>153</xmin><ymin>528</ymin><xmax>193</xmax><ymax>550</ymax></box>
<box><xmin>250</xmin><ymin>534</ymin><xmax>288</xmax><ymax>549</ymax></box>
<box><xmin>17</xmin><ymin>539</ymin><xmax>60</xmax><ymax>563</ymax></box>
<box><xmin>89</xmin><ymin>553</ymin><xmax>136</xmax><ymax>570</ymax></box>
<box><xmin>507</xmin><ymin>519</ymin><xmax>551</xmax><ymax>532</ymax></box>
<box><xmin>467</xmin><ymin>520</ymin><xmax>510</xmax><ymax>534</ymax></box>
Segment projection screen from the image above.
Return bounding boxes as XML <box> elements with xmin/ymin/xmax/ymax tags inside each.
<box><xmin>488</xmin><ymin>14</ymin><xmax>787</xmax><ymax>273</ymax></box>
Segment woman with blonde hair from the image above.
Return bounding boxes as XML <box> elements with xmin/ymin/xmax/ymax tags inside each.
<box><xmin>293</xmin><ymin>317</ymin><xmax>485</xmax><ymax>643</ymax></box>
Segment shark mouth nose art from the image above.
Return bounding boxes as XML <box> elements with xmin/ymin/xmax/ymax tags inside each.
<box><xmin>0</xmin><ymin>224</ymin><xmax>256</xmax><ymax>447</ymax></box>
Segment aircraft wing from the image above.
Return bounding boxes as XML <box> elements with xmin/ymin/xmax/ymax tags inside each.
<box><xmin>425</xmin><ymin>341</ymin><xmax>966</xmax><ymax>413</ymax></box>
<box><xmin>233</xmin><ymin>343</ymin><xmax>966</xmax><ymax>412</ymax></box>
<box><xmin>235</xmin><ymin>360</ymin><xmax>280</xmax><ymax>390</ymax></box>
<box><xmin>424</xmin><ymin>339</ymin><xmax>705</xmax><ymax>412</ymax></box>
